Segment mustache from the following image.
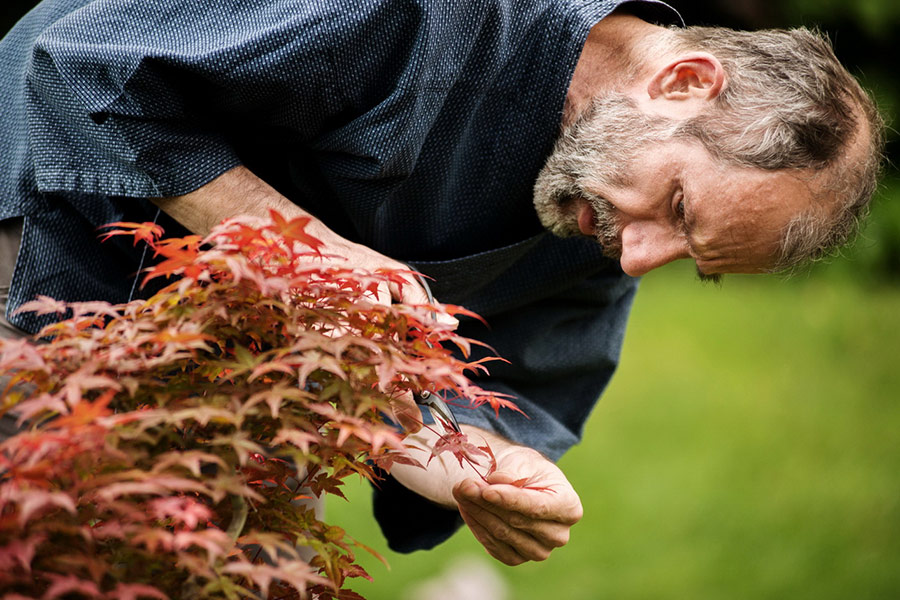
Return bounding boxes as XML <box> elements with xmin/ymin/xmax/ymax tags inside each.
<box><xmin>589</xmin><ymin>195</ymin><xmax>623</xmax><ymax>261</ymax></box>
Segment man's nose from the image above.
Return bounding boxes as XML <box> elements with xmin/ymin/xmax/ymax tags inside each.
<box><xmin>619</xmin><ymin>223</ymin><xmax>690</xmax><ymax>276</ymax></box>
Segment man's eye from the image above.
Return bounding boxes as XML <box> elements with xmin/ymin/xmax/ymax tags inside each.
<box><xmin>675</xmin><ymin>199</ymin><xmax>685</xmax><ymax>218</ymax></box>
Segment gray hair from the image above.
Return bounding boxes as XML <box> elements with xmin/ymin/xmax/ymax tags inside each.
<box><xmin>666</xmin><ymin>26</ymin><xmax>885</xmax><ymax>273</ymax></box>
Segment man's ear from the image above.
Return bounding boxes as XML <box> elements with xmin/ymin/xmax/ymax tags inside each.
<box><xmin>646</xmin><ymin>52</ymin><xmax>725</xmax><ymax>102</ymax></box>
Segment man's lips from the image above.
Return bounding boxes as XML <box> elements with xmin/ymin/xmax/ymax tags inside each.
<box><xmin>577</xmin><ymin>200</ymin><xmax>595</xmax><ymax>236</ymax></box>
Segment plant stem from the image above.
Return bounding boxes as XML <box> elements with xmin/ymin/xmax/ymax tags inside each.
<box><xmin>226</xmin><ymin>494</ymin><xmax>248</xmax><ymax>540</ymax></box>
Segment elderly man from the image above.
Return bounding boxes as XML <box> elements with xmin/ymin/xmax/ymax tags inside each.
<box><xmin>0</xmin><ymin>0</ymin><xmax>883</xmax><ymax>566</ymax></box>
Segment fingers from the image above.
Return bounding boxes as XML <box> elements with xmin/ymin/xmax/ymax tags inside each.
<box><xmin>456</xmin><ymin>488</ymin><xmax>555</xmax><ymax>564</ymax></box>
<box><xmin>462</xmin><ymin>490</ymin><xmax>574</xmax><ymax>549</ymax></box>
<box><xmin>386</xmin><ymin>269</ymin><xmax>459</xmax><ymax>329</ymax></box>
<box><xmin>389</xmin><ymin>273</ymin><xmax>431</xmax><ymax>306</ymax></box>
<box><xmin>453</xmin><ymin>478</ymin><xmax>577</xmax><ymax>566</ymax></box>
<box><xmin>313</xmin><ymin>240</ymin><xmax>460</xmax><ymax>329</ymax></box>
<box><xmin>481</xmin><ymin>478</ymin><xmax>583</xmax><ymax>526</ymax></box>
<box><xmin>389</xmin><ymin>390</ymin><xmax>422</xmax><ymax>433</ymax></box>
<box><xmin>363</xmin><ymin>268</ymin><xmax>459</xmax><ymax>326</ymax></box>
<box><xmin>457</xmin><ymin>499</ymin><xmax>530</xmax><ymax>566</ymax></box>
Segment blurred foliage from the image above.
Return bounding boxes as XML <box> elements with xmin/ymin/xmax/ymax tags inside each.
<box><xmin>782</xmin><ymin>0</ymin><xmax>900</xmax><ymax>40</ymax></box>
<box><xmin>821</xmin><ymin>174</ymin><xmax>900</xmax><ymax>281</ymax></box>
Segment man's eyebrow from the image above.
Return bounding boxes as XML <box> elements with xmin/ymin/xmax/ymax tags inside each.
<box><xmin>683</xmin><ymin>199</ymin><xmax>697</xmax><ymax>232</ymax></box>
<box><xmin>680</xmin><ymin>194</ymin><xmax>702</xmax><ymax>257</ymax></box>
<box><xmin>695</xmin><ymin>265</ymin><xmax>722</xmax><ymax>284</ymax></box>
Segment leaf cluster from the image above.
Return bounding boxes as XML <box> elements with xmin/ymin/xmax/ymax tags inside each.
<box><xmin>0</xmin><ymin>212</ymin><xmax>515</xmax><ymax>599</ymax></box>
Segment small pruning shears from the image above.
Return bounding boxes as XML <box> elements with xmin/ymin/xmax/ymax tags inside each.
<box><xmin>414</xmin><ymin>389</ymin><xmax>462</xmax><ymax>434</ymax></box>
<box><xmin>408</xmin><ymin>268</ymin><xmax>462</xmax><ymax>435</ymax></box>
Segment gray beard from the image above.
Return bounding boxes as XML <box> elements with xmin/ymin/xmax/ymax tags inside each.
<box><xmin>533</xmin><ymin>93</ymin><xmax>679</xmax><ymax>260</ymax></box>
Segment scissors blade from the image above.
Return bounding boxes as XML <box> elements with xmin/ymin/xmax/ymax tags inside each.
<box><xmin>414</xmin><ymin>390</ymin><xmax>461</xmax><ymax>434</ymax></box>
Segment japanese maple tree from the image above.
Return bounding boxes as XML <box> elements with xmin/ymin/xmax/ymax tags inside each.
<box><xmin>0</xmin><ymin>212</ymin><xmax>517</xmax><ymax>599</ymax></box>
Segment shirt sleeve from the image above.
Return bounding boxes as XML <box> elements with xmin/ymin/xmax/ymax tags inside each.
<box><xmin>25</xmin><ymin>0</ymin><xmax>441</xmax><ymax>198</ymax></box>
<box><xmin>450</xmin><ymin>270</ymin><xmax>638</xmax><ymax>462</ymax></box>
<box><xmin>373</xmin><ymin>244</ymin><xmax>639</xmax><ymax>551</ymax></box>
<box><xmin>409</xmin><ymin>236</ymin><xmax>639</xmax><ymax>463</ymax></box>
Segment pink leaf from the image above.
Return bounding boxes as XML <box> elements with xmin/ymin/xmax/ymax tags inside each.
<box><xmin>509</xmin><ymin>476</ymin><xmax>558</xmax><ymax>494</ymax></box>
<box><xmin>151</xmin><ymin>451</ymin><xmax>226</xmax><ymax>478</ymax></box>
<box><xmin>105</xmin><ymin>583</ymin><xmax>169</xmax><ymax>600</ymax></box>
<box><xmin>97</xmin><ymin>221</ymin><xmax>164</xmax><ymax>247</ymax></box>
<box><xmin>271</xmin><ymin>428</ymin><xmax>321</xmax><ymax>454</ymax></box>
<box><xmin>68</xmin><ymin>301</ymin><xmax>121</xmax><ymax>321</ymax></box>
<box><xmin>13</xmin><ymin>393</ymin><xmax>70</xmax><ymax>424</ymax></box>
<box><xmin>43</xmin><ymin>574</ymin><xmax>102</xmax><ymax>600</ymax></box>
<box><xmin>172</xmin><ymin>529</ymin><xmax>232</xmax><ymax>561</ymax></box>
<box><xmin>428</xmin><ymin>431</ymin><xmax>489</xmax><ymax>469</ymax></box>
<box><xmin>150</xmin><ymin>497</ymin><xmax>213</xmax><ymax>530</ymax></box>
<box><xmin>12</xmin><ymin>295</ymin><xmax>68</xmax><ymax>317</ymax></box>
<box><xmin>95</xmin><ymin>476</ymin><xmax>210</xmax><ymax>502</ymax></box>
<box><xmin>369</xmin><ymin>450</ymin><xmax>424</xmax><ymax>473</ymax></box>
<box><xmin>469</xmin><ymin>390</ymin><xmax>527</xmax><ymax>418</ymax></box>
<box><xmin>222</xmin><ymin>559</ymin><xmax>328</xmax><ymax>599</ymax></box>
<box><xmin>0</xmin><ymin>338</ymin><xmax>48</xmax><ymax>372</ymax></box>
<box><xmin>0</xmin><ymin>534</ymin><xmax>45</xmax><ymax>573</ymax></box>
<box><xmin>14</xmin><ymin>489</ymin><xmax>77</xmax><ymax>527</ymax></box>
<box><xmin>60</xmin><ymin>366</ymin><xmax>122</xmax><ymax>408</ymax></box>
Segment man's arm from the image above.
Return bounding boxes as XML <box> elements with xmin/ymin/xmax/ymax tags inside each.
<box><xmin>152</xmin><ymin>165</ymin><xmax>434</xmax><ymax>308</ymax></box>
<box><xmin>375</xmin><ymin>241</ymin><xmax>635</xmax><ymax>560</ymax></box>
<box><xmin>390</xmin><ymin>424</ymin><xmax>583</xmax><ymax>565</ymax></box>
<box><xmin>155</xmin><ymin>165</ymin><xmax>583</xmax><ymax>563</ymax></box>
<box><xmin>151</xmin><ymin>164</ymin><xmax>433</xmax><ymax>431</ymax></box>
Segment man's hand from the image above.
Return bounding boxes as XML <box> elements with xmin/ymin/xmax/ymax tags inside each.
<box><xmin>390</xmin><ymin>425</ymin><xmax>583</xmax><ymax>565</ymax></box>
<box><xmin>454</xmin><ymin>445</ymin><xmax>583</xmax><ymax>565</ymax></box>
<box><xmin>152</xmin><ymin>165</ymin><xmax>453</xmax><ymax>431</ymax></box>
<box><xmin>153</xmin><ymin>165</ymin><xmax>435</xmax><ymax>307</ymax></box>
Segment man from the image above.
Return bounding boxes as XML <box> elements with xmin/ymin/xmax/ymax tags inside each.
<box><xmin>0</xmin><ymin>0</ymin><xmax>883</xmax><ymax>567</ymax></box>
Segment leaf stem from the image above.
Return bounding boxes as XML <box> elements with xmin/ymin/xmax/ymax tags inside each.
<box><xmin>226</xmin><ymin>494</ymin><xmax>248</xmax><ymax>540</ymax></box>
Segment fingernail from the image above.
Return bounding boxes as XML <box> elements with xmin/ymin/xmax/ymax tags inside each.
<box><xmin>462</xmin><ymin>480</ymin><xmax>480</xmax><ymax>497</ymax></box>
<box><xmin>435</xmin><ymin>313</ymin><xmax>459</xmax><ymax>329</ymax></box>
<box><xmin>483</xmin><ymin>488</ymin><xmax>502</xmax><ymax>504</ymax></box>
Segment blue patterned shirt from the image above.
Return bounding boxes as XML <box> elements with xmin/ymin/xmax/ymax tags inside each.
<box><xmin>0</xmin><ymin>0</ymin><xmax>679</xmax><ymax>550</ymax></box>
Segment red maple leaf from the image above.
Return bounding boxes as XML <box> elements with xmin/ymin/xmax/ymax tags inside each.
<box><xmin>268</xmin><ymin>210</ymin><xmax>324</xmax><ymax>254</ymax></box>
<box><xmin>508</xmin><ymin>476</ymin><xmax>558</xmax><ymax>494</ymax></box>
<box><xmin>470</xmin><ymin>390</ymin><xmax>527</xmax><ymax>418</ymax></box>
<box><xmin>98</xmin><ymin>221</ymin><xmax>165</xmax><ymax>247</ymax></box>
<box><xmin>428</xmin><ymin>431</ymin><xmax>490</xmax><ymax>470</ymax></box>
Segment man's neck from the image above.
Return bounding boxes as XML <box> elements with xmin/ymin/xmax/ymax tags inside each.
<box><xmin>563</xmin><ymin>10</ymin><xmax>666</xmax><ymax>125</ymax></box>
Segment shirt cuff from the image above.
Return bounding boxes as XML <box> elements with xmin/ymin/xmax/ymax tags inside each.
<box><xmin>370</xmin><ymin>469</ymin><xmax>464</xmax><ymax>553</ymax></box>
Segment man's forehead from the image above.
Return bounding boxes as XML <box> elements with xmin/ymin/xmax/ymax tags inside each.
<box><xmin>688</xmin><ymin>166</ymin><xmax>818</xmax><ymax>274</ymax></box>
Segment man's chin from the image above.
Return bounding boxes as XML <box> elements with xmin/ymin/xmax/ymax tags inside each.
<box><xmin>534</xmin><ymin>195</ymin><xmax>581</xmax><ymax>238</ymax></box>
<box><xmin>534</xmin><ymin>209</ymin><xmax>581</xmax><ymax>238</ymax></box>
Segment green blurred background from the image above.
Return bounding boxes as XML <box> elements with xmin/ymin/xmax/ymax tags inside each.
<box><xmin>3</xmin><ymin>1</ymin><xmax>898</xmax><ymax>598</ymax></box>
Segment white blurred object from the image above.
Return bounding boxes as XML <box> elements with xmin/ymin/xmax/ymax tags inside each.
<box><xmin>404</xmin><ymin>555</ymin><xmax>509</xmax><ymax>600</ymax></box>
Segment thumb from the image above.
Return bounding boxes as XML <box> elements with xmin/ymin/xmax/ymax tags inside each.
<box><xmin>391</xmin><ymin>275</ymin><xmax>431</xmax><ymax>305</ymax></box>
<box><xmin>432</xmin><ymin>310</ymin><xmax>460</xmax><ymax>330</ymax></box>
<box><xmin>389</xmin><ymin>390</ymin><xmax>423</xmax><ymax>433</ymax></box>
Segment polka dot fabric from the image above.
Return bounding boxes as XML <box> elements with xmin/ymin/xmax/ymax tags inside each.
<box><xmin>0</xmin><ymin>0</ymin><xmax>679</xmax><ymax>550</ymax></box>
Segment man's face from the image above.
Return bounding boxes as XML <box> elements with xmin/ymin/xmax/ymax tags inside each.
<box><xmin>534</xmin><ymin>95</ymin><xmax>817</xmax><ymax>278</ymax></box>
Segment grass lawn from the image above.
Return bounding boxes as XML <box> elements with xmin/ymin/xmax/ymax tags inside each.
<box><xmin>327</xmin><ymin>262</ymin><xmax>900</xmax><ymax>600</ymax></box>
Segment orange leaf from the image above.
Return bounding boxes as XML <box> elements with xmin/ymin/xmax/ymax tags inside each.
<box><xmin>98</xmin><ymin>221</ymin><xmax>165</xmax><ymax>247</ymax></box>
